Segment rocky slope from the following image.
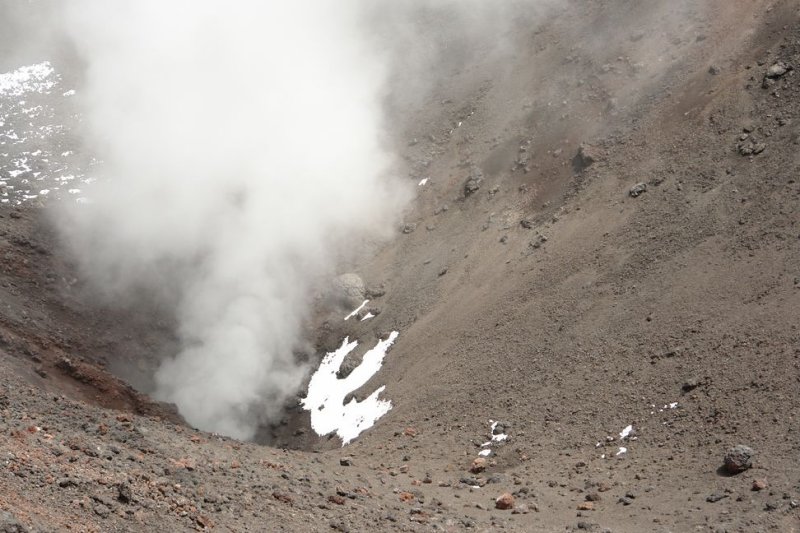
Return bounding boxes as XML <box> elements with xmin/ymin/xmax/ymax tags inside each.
<box><xmin>2</xmin><ymin>1</ymin><xmax>800</xmax><ymax>531</ymax></box>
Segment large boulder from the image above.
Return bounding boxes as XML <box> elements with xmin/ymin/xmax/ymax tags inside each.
<box><xmin>332</xmin><ymin>273</ymin><xmax>366</xmax><ymax>309</ymax></box>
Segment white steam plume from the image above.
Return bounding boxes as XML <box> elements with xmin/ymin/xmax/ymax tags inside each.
<box><xmin>57</xmin><ymin>1</ymin><xmax>408</xmax><ymax>439</ymax></box>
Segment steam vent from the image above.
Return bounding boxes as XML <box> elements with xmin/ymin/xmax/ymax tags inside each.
<box><xmin>1</xmin><ymin>1</ymin><xmax>799</xmax><ymax>531</ymax></box>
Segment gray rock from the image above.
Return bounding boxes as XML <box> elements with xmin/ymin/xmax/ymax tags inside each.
<box><xmin>464</xmin><ymin>166</ymin><xmax>484</xmax><ymax>196</ymax></box>
<box><xmin>365</xmin><ymin>285</ymin><xmax>386</xmax><ymax>298</ymax></box>
<box><xmin>117</xmin><ymin>481</ymin><xmax>133</xmax><ymax>503</ymax></box>
<box><xmin>0</xmin><ymin>512</ymin><xmax>27</xmax><ymax>533</ymax></box>
<box><xmin>332</xmin><ymin>273</ymin><xmax>366</xmax><ymax>308</ymax></box>
<box><xmin>573</xmin><ymin>144</ymin><xmax>602</xmax><ymax>173</ymax></box>
<box><xmin>401</xmin><ymin>223</ymin><xmax>416</xmax><ymax>234</ymax></box>
<box><xmin>724</xmin><ymin>445</ymin><xmax>754</xmax><ymax>474</ymax></box>
<box><xmin>706</xmin><ymin>492</ymin><xmax>727</xmax><ymax>503</ymax></box>
<box><xmin>464</xmin><ymin>178</ymin><xmax>481</xmax><ymax>196</ymax></box>
<box><xmin>57</xmin><ymin>477</ymin><xmax>80</xmax><ymax>488</ymax></box>
<box><xmin>336</xmin><ymin>355</ymin><xmax>359</xmax><ymax>379</ymax></box>
<box><xmin>765</xmin><ymin>62</ymin><xmax>790</xmax><ymax>79</ymax></box>
<box><xmin>93</xmin><ymin>503</ymin><xmax>111</xmax><ymax>518</ymax></box>
<box><xmin>629</xmin><ymin>183</ymin><xmax>647</xmax><ymax>198</ymax></box>
<box><xmin>682</xmin><ymin>376</ymin><xmax>701</xmax><ymax>392</ymax></box>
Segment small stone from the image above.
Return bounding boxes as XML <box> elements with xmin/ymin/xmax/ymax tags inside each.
<box><xmin>511</xmin><ymin>503</ymin><xmax>529</xmax><ymax>514</ymax></box>
<box><xmin>585</xmin><ymin>492</ymin><xmax>601</xmax><ymax>502</ymax></box>
<box><xmin>402</xmin><ymin>223</ymin><xmax>417</xmax><ymax>234</ymax></box>
<box><xmin>328</xmin><ymin>495</ymin><xmax>346</xmax><ymax>505</ymax></box>
<box><xmin>752</xmin><ymin>479</ymin><xmax>767</xmax><ymax>491</ymax></box>
<box><xmin>577</xmin><ymin>501</ymin><xmax>595</xmax><ymax>511</ymax></box>
<box><xmin>724</xmin><ymin>445</ymin><xmax>754</xmax><ymax>474</ymax></box>
<box><xmin>708</xmin><ymin>65</ymin><xmax>720</xmax><ymax>75</ymax></box>
<box><xmin>399</xmin><ymin>492</ymin><xmax>415</xmax><ymax>503</ymax></box>
<box><xmin>470</xmin><ymin>458</ymin><xmax>487</xmax><ymax>474</ymax></box>
<box><xmin>93</xmin><ymin>503</ymin><xmax>111</xmax><ymax>518</ymax></box>
<box><xmin>117</xmin><ymin>482</ymin><xmax>133</xmax><ymax>504</ymax></box>
<box><xmin>403</xmin><ymin>427</ymin><xmax>417</xmax><ymax>437</ymax></box>
<box><xmin>464</xmin><ymin>178</ymin><xmax>481</xmax><ymax>196</ymax></box>
<box><xmin>765</xmin><ymin>62</ymin><xmax>790</xmax><ymax>79</ymax></box>
<box><xmin>629</xmin><ymin>183</ymin><xmax>647</xmax><ymax>198</ymax></box>
<box><xmin>618</xmin><ymin>496</ymin><xmax>633</xmax><ymax>506</ymax></box>
<box><xmin>495</xmin><ymin>493</ymin><xmax>514</xmax><ymax>510</ymax></box>
<box><xmin>706</xmin><ymin>492</ymin><xmax>727</xmax><ymax>503</ymax></box>
<box><xmin>339</xmin><ymin>457</ymin><xmax>353</xmax><ymax>467</ymax></box>
<box><xmin>682</xmin><ymin>377</ymin><xmax>701</xmax><ymax>392</ymax></box>
<box><xmin>764</xmin><ymin>501</ymin><xmax>780</xmax><ymax>511</ymax></box>
<box><xmin>520</xmin><ymin>219</ymin><xmax>534</xmax><ymax>229</ymax></box>
<box><xmin>574</xmin><ymin>143</ymin><xmax>602</xmax><ymax>172</ymax></box>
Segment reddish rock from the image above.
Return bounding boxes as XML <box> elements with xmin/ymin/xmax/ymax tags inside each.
<box><xmin>403</xmin><ymin>427</ymin><xmax>417</xmax><ymax>437</ymax></box>
<box><xmin>399</xmin><ymin>491</ymin><xmax>415</xmax><ymax>502</ymax></box>
<box><xmin>328</xmin><ymin>495</ymin><xmax>346</xmax><ymax>505</ymax></box>
<box><xmin>470</xmin><ymin>458</ymin><xmax>487</xmax><ymax>474</ymax></box>
<box><xmin>752</xmin><ymin>479</ymin><xmax>768</xmax><ymax>491</ymax></box>
<box><xmin>577</xmin><ymin>501</ymin><xmax>595</xmax><ymax>511</ymax></box>
<box><xmin>495</xmin><ymin>493</ymin><xmax>515</xmax><ymax>510</ymax></box>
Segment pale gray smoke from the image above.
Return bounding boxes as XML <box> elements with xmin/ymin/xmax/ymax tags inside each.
<box><xmin>57</xmin><ymin>1</ymin><xmax>409</xmax><ymax>439</ymax></box>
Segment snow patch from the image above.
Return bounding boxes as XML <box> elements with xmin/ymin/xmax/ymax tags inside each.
<box><xmin>0</xmin><ymin>62</ymin><xmax>56</xmax><ymax>97</ymax></box>
<box><xmin>301</xmin><ymin>332</ymin><xmax>399</xmax><ymax>445</ymax></box>
<box><xmin>344</xmin><ymin>299</ymin><xmax>368</xmax><ymax>320</ymax></box>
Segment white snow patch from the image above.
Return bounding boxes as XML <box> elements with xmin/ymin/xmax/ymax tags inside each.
<box><xmin>0</xmin><ymin>62</ymin><xmax>56</xmax><ymax>97</ymax></box>
<box><xmin>616</xmin><ymin>447</ymin><xmax>627</xmax><ymax>456</ymax></box>
<box><xmin>489</xmin><ymin>420</ymin><xmax>509</xmax><ymax>443</ymax></box>
<box><xmin>360</xmin><ymin>312</ymin><xmax>375</xmax><ymax>321</ymax></box>
<box><xmin>344</xmin><ymin>299</ymin><xmax>368</xmax><ymax>321</ymax></box>
<box><xmin>481</xmin><ymin>419</ymin><xmax>510</xmax><ymax>450</ymax></box>
<box><xmin>478</xmin><ymin>449</ymin><xmax>491</xmax><ymax>457</ymax></box>
<box><xmin>619</xmin><ymin>424</ymin><xmax>633</xmax><ymax>440</ymax></box>
<box><xmin>418</xmin><ymin>177</ymin><xmax>428</xmax><ymax>186</ymax></box>
<box><xmin>62</xmin><ymin>89</ymin><xmax>76</xmax><ymax>97</ymax></box>
<box><xmin>301</xmin><ymin>332</ymin><xmax>399</xmax><ymax>445</ymax></box>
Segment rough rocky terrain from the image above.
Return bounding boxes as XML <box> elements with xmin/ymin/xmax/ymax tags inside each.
<box><xmin>2</xmin><ymin>1</ymin><xmax>800</xmax><ymax>531</ymax></box>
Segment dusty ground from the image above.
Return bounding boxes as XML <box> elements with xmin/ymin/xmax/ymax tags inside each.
<box><xmin>2</xmin><ymin>1</ymin><xmax>800</xmax><ymax>531</ymax></box>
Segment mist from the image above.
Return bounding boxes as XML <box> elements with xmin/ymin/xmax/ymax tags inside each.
<box><xmin>49</xmin><ymin>0</ymin><xmax>563</xmax><ymax>440</ymax></box>
<box><xmin>56</xmin><ymin>1</ymin><xmax>412</xmax><ymax>439</ymax></box>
